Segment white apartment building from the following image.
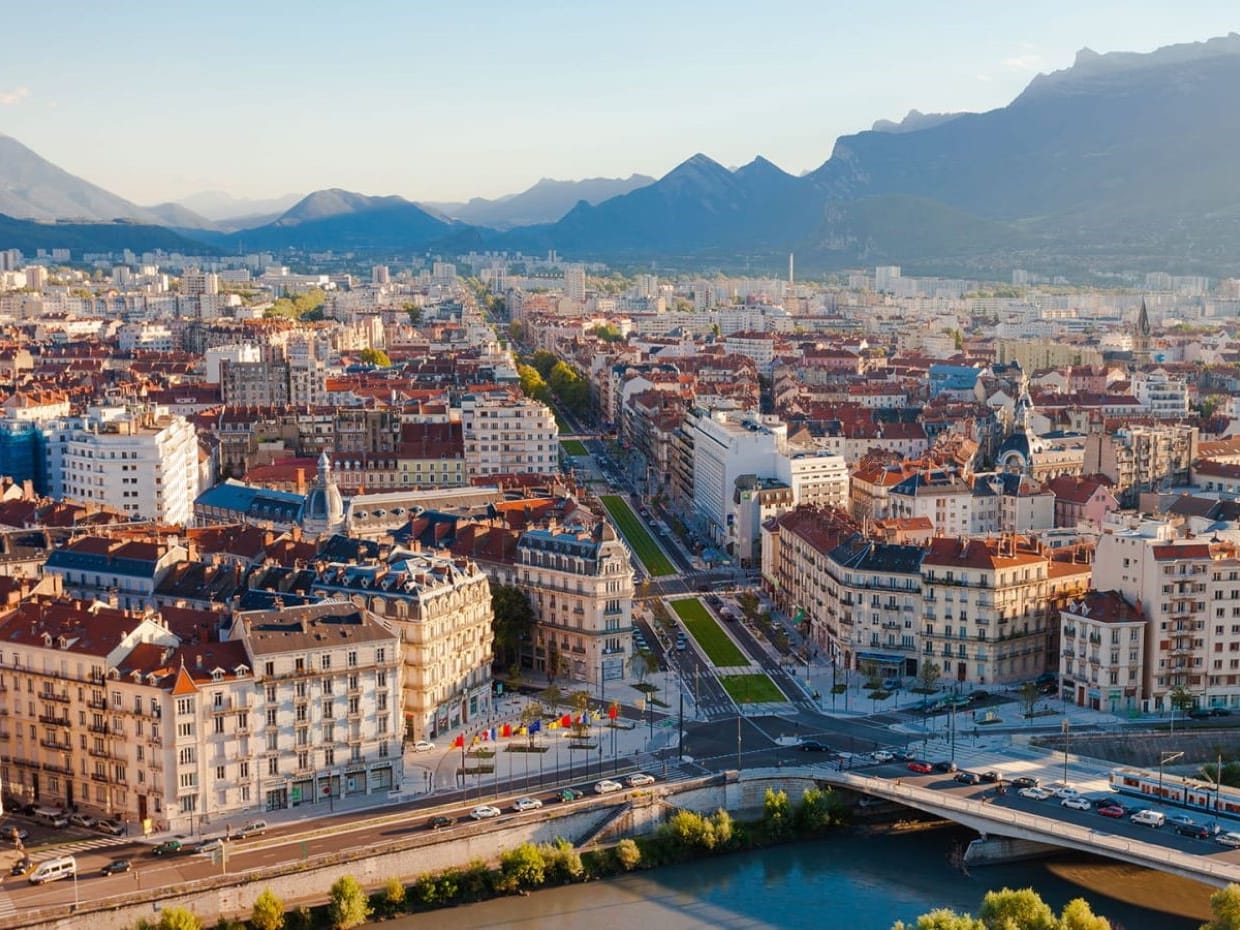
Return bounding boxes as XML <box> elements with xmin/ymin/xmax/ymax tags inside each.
<box><xmin>888</xmin><ymin>470</ymin><xmax>975</xmax><ymax>538</ymax></box>
<box><xmin>118</xmin><ymin>322</ymin><xmax>175</xmax><ymax>353</ymax></box>
<box><xmin>230</xmin><ymin>601</ymin><xmax>404</xmax><ymax>814</ymax></box>
<box><xmin>460</xmin><ymin>394</ymin><xmax>559</xmax><ymax>478</ymax></box>
<box><xmin>45</xmin><ymin>406</ymin><xmax>202</xmax><ymax>525</ymax></box>
<box><xmin>777</xmin><ymin>449</ymin><xmax>850</xmax><ymax>511</ymax></box>
<box><xmin>687</xmin><ymin>408</ymin><xmax>787</xmax><ymax>549</ymax></box>
<box><xmin>305</xmin><ymin>550</ymin><xmax>494</xmax><ymax>743</ymax></box>
<box><xmin>1132</xmin><ymin>370</ymin><xmax>1190</xmax><ymax>418</ymax></box>
<box><xmin>1059</xmin><ymin>590</ymin><xmax>1146</xmax><ymax>714</ymax></box>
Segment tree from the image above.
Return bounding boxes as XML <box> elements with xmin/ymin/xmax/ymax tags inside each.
<box><xmin>1204</xmin><ymin>884</ymin><xmax>1240</xmax><ymax>930</ymax></box>
<box><xmin>892</xmin><ymin>911</ymin><xmax>985</xmax><ymax>930</ymax></box>
<box><xmin>977</xmin><ymin>888</ymin><xmax>1057</xmax><ymax>930</ymax></box>
<box><xmin>530</xmin><ymin>350</ymin><xmax>558</xmax><ymax>379</ymax></box>
<box><xmin>1169</xmin><ymin>684</ymin><xmax>1196</xmax><ymax>718</ymax></box>
<box><xmin>518</xmin><ymin>364</ymin><xmax>551</xmax><ymax>403</ymax></box>
<box><xmin>327</xmin><ymin>875</ymin><xmax>371</xmax><ymax>930</ymax></box>
<box><xmin>251</xmin><ymin>888</ymin><xmax>286</xmax><ymax>930</ymax></box>
<box><xmin>629</xmin><ymin>649</ymin><xmax>658</xmax><ymax>685</ymax></box>
<box><xmin>541</xmin><ymin>683</ymin><xmax>563</xmax><ymax>716</ymax></box>
<box><xmin>615</xmin><ymin>837</ymin><xmax>641</xmax><ymax>871</ymax></box>
<box><xmin>540</xmin><ymin>837</ymin><xmax>584</xmax><ymax>882</ymax></box>
<box><xmin>570</xmin><ymin>689</ymin><xmax>592</xmax><ymax>738</ymax></box>
<box><xmin>1019</xmin><ymin>682</ymin><xmax>1040</xmax><ymax>717</ymax></box>
<box><xmin>381</xmin><ymin>877</ymin><xmax>406</xmax><ymax>916</ymax></box>
<box><xmin>861</xmin><ymin>660</ymin><xmax>882</xmax><ymax>691</ymax></box>
<box><xmin>490</xmin><ymin>583</ymin><xmax>536</xmax><ymax>670</ymax></box>
<box><xmin>500</xmin><ymin>842</ymin><xmax>546</xmax><ymax>889</ymax></box>
<box><xmin>1058</xmin><ymin>898</ymin><xmax>1111</xmax><ymax>930</ymax></box>
<box><xmin>796</xmin><ymin>786</ymin><xmax>841</xmax><ymax>833</ymax></box>
<box><xmin>917</xmin><ymin>662</ymin><xmax>942</xmax><ymax>693</ymax></box>
<box><xmin>403</xmin><ymin>303</ymin><xmax>423</xmax><ymax>326</ymax></box>
<box><xmin>763</xmin><ymin>787</ymin><xmax>792</xmax><ymax>838</ymax></box>
<box><xmin>157</xmin><ymin>908</ymin><xmax>203</xmax><ymax>930</ymax></box>
<box><xmin>359</xmin><ymin>347</ymin><xmax>391</xmax><ymax>368</ymax></box>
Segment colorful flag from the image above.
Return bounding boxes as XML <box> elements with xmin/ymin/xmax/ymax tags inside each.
<box><xmin>516</xmin><ymin>725</ymin><xmax>527</xmax><ymax>736</ymax></box>
<box><xmin>453</xmin><ymin>734</ymin><xmax>464</xmax><ymax>748</ymax></box>
<box><xmin>530</xmin><ymin>719</ymin><xmax>542</xmax><ymax>733</ymax></box>
<box><xmin>501</xmin><ymin>723</ymin><xmax>512</xmax><ymax>738</ymax></box>
<box><xmin>608</xmin><ymin>704</ymin><xmax>618</xmax><ymax>720</ymax></box>
<box><xmin>480</xmin><ymin>730</ymin><xmax>489</xmax><ymax>742</ymax></box>
<box><xmin>560</xmin><ymin>713</ymin><xmax>572</xmax><ymax>728</ymax></box>
<box><xmin>548</xmin><ymin>720</ymin><xmax>559</xmax><ymax>730</ymax></box>
<box><xmin>490</xmin><ymin>727</ymin><xmax>497</xmax><ymax>741</ymax></box>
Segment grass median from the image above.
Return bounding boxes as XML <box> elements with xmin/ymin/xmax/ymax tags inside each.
<box><xmin>560</xmin><ymin>439</ymin><xmax>588</xmax><ymax>456</ymax></box>
<box><xmin>719</xmin><ymin>673</ymin><xmax>786</xmax><ymax>704</ymax></box>
<box><xmin>671</xmin><ymin>598</ymin><xmax>748</xmax><ymax>667</ymax></box>
<box><xmin>599</xmin><ymin>495</ymin><xmax>675</xmax><ymax>577</ymax></box>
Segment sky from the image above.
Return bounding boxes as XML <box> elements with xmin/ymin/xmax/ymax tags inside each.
<box><xmin>0</xmin><ymin>1</ymin><xmax>1237</xmax><ymax>207</ymax></box>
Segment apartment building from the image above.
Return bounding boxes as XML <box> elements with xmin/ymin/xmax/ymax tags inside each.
<box><xmin>1083</xmin><ymin>424</ymin><xmax>1197</xmax><ymax>506</ymax></box>
<box><xmin>44</xmin><ymin>536</ymin><xmax>187</xmax><ymax>610</ymax></box>
<box><xmin>778</xmin><ymin>449</ymin><xmax>850</xmax><ymax>511</ymax></box>
<box><xmin>460</xmin><ymin>394</ymin><xmax>558</xmax><ymax>478</ymax></box>
<box><xmin>44</xmin><ymin>406</ymin><xmax>202</xmax><ymax>525</ymax></box>
<box><xmin>229</xmin><ymin>601</ymin><xmax>403</xmax><ymax>814</ymax></box>
<box><xmin>888</xmin><ymin>470</ymin><xmax>975</xmax><ymax>538</ymax></box>
<box><xmin>305</xmin><ymin>550</ymin><xmax>493</xmax><ymax>743</ymax></box>
<box><xmin>1059</xmin><ymin>590</ymin><xmax>1146</xmax><ymax>714</ymax></box>
<box><xmin>825</xmin><ymin>536</ymin><xmax>924</xmax><ymax>679</ymax></box>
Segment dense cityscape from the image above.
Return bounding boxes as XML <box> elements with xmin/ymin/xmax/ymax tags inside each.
<box><xmin>8</xmin><ymin>12</ymin><xmax>1240</xmax><ymax>930</ymax></box>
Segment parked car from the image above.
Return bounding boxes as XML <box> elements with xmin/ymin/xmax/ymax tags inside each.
<box><xmin>979</xmin><ymin>771</ymin><xmax>1002</xmax><ymax>783</ymax></box>
<box><xmin>412</xmin><ymin>741</ymin><xmax>436</xmax><ymax>753</ymax></box>
<box><xmin>907</xmin><ymin>761</ymin><xmax>933</xmax><ymax>774</ymax></box>
<box><xmin>1052</xmin><ymin>786</ymin><xmax>1081</xmax><ymax>799</ymax></box>
<box><xmin>933</xmin><ymin>761</ymin><xmax>958</xmax><ymax>773</ymax></box>
<box><xmin>469</xmin><ymin>805</ymin><xmax>502</xmax><ymax>820</ymax></box>
<box><xmin>198</xmin><ymin>838</ymin><xmax>228</xmax><ymax>854</ymax></box>
<box><xmin>954</xmin><ymin>771</ymin><xmax>981</xmax><ymax>785</ymax></box>
<box><xmin>68</xmin><ymin>814</ymin><xmax>96</xmax><ymax>829</ymax></box>
<box><xmin>1216</xmin><ymin>832</ymin><xmax>1240</xmax><ymax>848</ymax></box>
<box><xmin>95</xmin><ymin>819</ymin><xmax>125</xmax><ymax>836</ymax></box>
<box><xmin>969</xmin><ymin>690</ymin><xmax>991</xmax><ymax>702</ymax></box>
<box><xmin>1011</xmin><ymin>776</ymin><xmax>1040</xmax><ymax>789</ymax></box>
<box><xmin>1061</xmin><ymin>796</ymin><xmax>1092</xmax><ymax>811</ymax></box>
<box><xmin>626</xmin><ymin>773</ymin><xmax>656</xmax><ymax>787</ymax></box>
<box><xmin>870</xmin><ymin>750</ymin><xmax>895</xmax><ymax>764</ymax></box>
<box><xmin>1019</xmin><ymin>787</ymin><xmax>1053</xmax><ymax>800</ymax></box>
<box><xmin>512</xmin><ymin>797</ymin><xmax>543</xmax><ymax>812</ymax></box>
<box><xmin>427</xmin><ymin>815</ymin><xmax>455</xmax><ymax>830</ymax></box>
<box><xmin>1177</xmin><ymin>822</ymin><xmax>1213</xmax><ymax>839</ymax></box>
<box><xmin>798</xmin><ymin>740</ymin><xmax>832</xmax><ymax>753</ymax></box>
<box><xmin>558</xmin><ymin>788</ymin><xmax>584</xmax><ymax>803</ymax></box>
<box><xmin>1130</xmin><ymin>810</ymin><xmax>1166</xmax><ymax>828</ymax></box>
<box><xmin>1097</xmin><ymin>804</ymin><xmax>1126</xmax><ymax>818</ymax></box>
<box><xmin>152</xmin><ymin>840</ymin><xmax>183</xmax><ymax>856</ymax></box>
<box><xmin>1211</xmin><ymin>708</ymin><xmax>1232</xmax><ymax>717</ymax></box>
<box><xmin>594</xmin><ymin>779</ymin><xmax>623</xmax><ymax>794</ymax></box>
<box><xmin>1166</xmin><ymin>813</ymin><xmax>1198</xmax><ymax>829</ymax></box>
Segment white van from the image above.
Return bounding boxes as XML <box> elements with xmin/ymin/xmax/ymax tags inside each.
<box><xmin>28</xmin><ymin>856</ymin><xmax>76</xmax><ymax>885</ymax></box>
<box><xmin>33</xmin><ymin>808</ymin><xmax>67</xmax><ymax>829</ymax></box>
<box><xmin>236</xmin><ymin>820</ymin><xmax>267</xmax><ymax>838</ymax></box>
<box><xmin>1130</xmin><ymin>809</ymin><xmax>1165</xmax><ymax>828</ymax></box>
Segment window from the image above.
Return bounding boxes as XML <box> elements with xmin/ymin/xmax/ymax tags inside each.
<box><xmin>176</xmin><ymin>697</ymin><xmax>194</xmax><ymax>716</ymax></box>
<box><xmin>239</xmin><ymin>761</ymin><xmax>249</xmax><ymax>779</ymax></box>
<box><xmin>268</xmin><ymin>757</ymin><xmax>279</xmax><ymax>776</ymax></box>
<box><xmin>347</xmin><ymin>651</ymin><xmax>358</xmax><ymax>668</ymax></box>
<box><xmin>215</xmin><ymin>765</ymin><xmax>225</xmax><ymax>781</ymax></box>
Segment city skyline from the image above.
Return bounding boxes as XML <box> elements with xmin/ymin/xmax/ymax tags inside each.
<box><xmin>0</xmin><ymin>1</ymin><xmax>1236</xmax><ymax>205</ymax></box>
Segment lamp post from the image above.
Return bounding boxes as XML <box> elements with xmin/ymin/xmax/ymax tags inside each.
<box><xmin>1159</xmin><ymin>750</ymin><xmax>1184</xmax><ymax>806</ymax></box>
<box><xmin>1061</xmin><ymin>718</ymin><xmax>1070</xmax><ymax>787</ymax></box>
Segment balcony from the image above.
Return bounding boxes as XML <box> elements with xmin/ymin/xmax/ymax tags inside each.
<box><xmin>38</xmin><ymin>692</ymin><xmax>70</xmax><ymax>704</ymax></box>
<box><xmin>87</xmin><ymin>698</ymin><xmax>107</xmax><ymax>710</ymax></box>
<box><xmin>42</xmin><ymin>761</ymin><xmax>73</xmax><ymax>775</ymax></box>
<box><xmin>37</xmin><ymin>714</ymin><xmax>70</xmax><ymax>727</ymax></box>
<box><xmin>210</xmin><ymin>697</ymin><xmax>251</xmax><ymax>715</ymax></box>
<box><xmin>38</xmin><ymin>738</ymin><xmax>70</xmax><ymax>751</ymax></box>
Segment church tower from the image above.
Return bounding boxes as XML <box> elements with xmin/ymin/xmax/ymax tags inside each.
<box><xmin>1134</xmin><ymin>298</ymin><xmax>1152</xmax><ymax>365</ymax></box>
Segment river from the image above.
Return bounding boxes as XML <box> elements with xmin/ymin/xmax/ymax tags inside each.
<box><xmin>381</xmin><ymin>826</ymin><xmax>1214</xmax><ymax>930</ymax></box>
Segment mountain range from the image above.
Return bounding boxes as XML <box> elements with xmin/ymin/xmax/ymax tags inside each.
<box><xmin>3</xmin><ymin>33</ymin><xmax>1240</xmax><ymax>273</ymax></box>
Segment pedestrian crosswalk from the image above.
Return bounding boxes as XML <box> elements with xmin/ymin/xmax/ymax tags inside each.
<box><xmin>29</xmin><ymin>834</ymin><xmax>129</xmax><ymax>855</ymax></box>
<box><xmin>0</xmin><ymin>889</ymin><xmax>15</xmax><ymax>918</ymax></box>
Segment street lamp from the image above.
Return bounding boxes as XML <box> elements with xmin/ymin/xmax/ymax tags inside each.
<box><xmin>1061</xmin><ymin>719</ymin><xmax>1070</xmax><ymax>787</ymax></box>
<box><xmin>1159</xmin><ymin>750</ymin><xmax>1184</xmax><ymax>805</ymax></box>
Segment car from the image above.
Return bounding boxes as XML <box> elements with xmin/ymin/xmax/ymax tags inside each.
<box><xmin>512</xmin><ymin>797</ymin><xmax>543</xmax><ymax>812</ymax></box>
<box><xmin>1189</xmin><ymin>709</ymin><xmax>1211</xmax><ymax>720</ymax></box>
<box><xmin>980</xmin><ymin>771</ymin><xmax>1002</xmax><ymax>783</ymax></box>
<box><xmin>469</xmin><ymin>805</ymin><xmax>502</xmax><ymax>820</ymax></box>
<box><xmin>798</xmin><ymin>739</ymin><xmax>832</xmax><ymax>753</ymax></box>
<box><xmin>1052</xmin><ymin>786</ymin><xmax>1081</xmax><ymax>799</ymax></box>
<box><xmin>1217</xmin><ymin>832</ymin><xmax>1240</xmax><ymax>848</ymax></box>
<box><xmin>558</xmin><ymin>788</ymin><xmax>584</xmax><ymax>803</ymax></box>
<box><xmin>954</xmin><ymin>771</ymin><xmax>981</xmax><ymax>785</ymax></box>
<box><xmin>236</xmin><ymin>820</ymin><xmax>268</xmax><ymax>838</ymax></box>
<box><xmin>1061</xmin><ymin>796</ymin><xmax>1092</xmax><ymax>811</ymax></box>
<box><xmin>199</xmin><ymin>838</ymin><xmax>228</xmax><ymax>854</ymax></box>
<box><xmin>594</xmin><ymin>779</ymin><xmax>623</xmax><ymax>794</ymax></box>
<box><xmin>68</xmin><ymin>814</ymin><xmax>96</xmax><ymax>829</ymax></box>
<box><xmin>1212</xmin><ymin>708</ymin><xmax>1233</xmax><ymax>717</ymax></box>
<box><xmin>1011</xmin><ymin>776</ymin><xmax>1040</xmax><ymax>789</ymax></box>
<box><xmin>933</xmin><ymin>761</ymin><xmax>958</xmax><ymax>773</ymax></box>
<box><xmin>1166</xmin><ymin>812</ymin><xmax>1198</xmax><ymax>829</ymax></box>
<box><xmin>95</xmin><ymin>819</ymin><xmax>125</xmax><ymax>836</ymax></box>
<box><xmin>1019</xmin><ymin>787</ymin><xmax>1053</xmax><ymax>800</ymax></box>
<box><xmin>870</xmin><ymin>750</ymin><xmax>895</xmax><ymax>764</ymax></box>
<box><xmin>9</xmin><ymin>856</ymin><xmax>30</xmax><ymax>876</ymax></box>
<box><xmin>427</xmin><ymin>815</ymin><xmax>455</xmax><ymax>830</ymax></box>
<box><xmin>412</xmin><ymin>740</ymin><xmax>436</xmax><ymax>753</ymax></box>
<box><xmin>907</xmin><ymin>761</ymin><xmax>933</xmax><ymax>774</ymax></box>
<box><xmin>152</xmin><ymin>840</ymin><xmax>183</xmax><ymax>856</ymax></box>
<box><xmin>969</xmin><ymin>690</ymin><xmax>991</xmax><ymax>702</ymax></box>
<box><xmin>896</xmin><ymin>749</ymin><xmax>918</xmax><ymax>761</ymax></box>
<box><xmin>1097</xmin><ymin>804</ymin><xmax>1126</xmax><ymax>818</ymax></box>
<box><xmin>1177</xmin><ymin>822</ymin><xmax>1213</xmax><ymax>839</ymax></box>
<box><xmin>627</xmin><ymin>773</ymin><xmax>656</xmax><ymax>787</ymax></box>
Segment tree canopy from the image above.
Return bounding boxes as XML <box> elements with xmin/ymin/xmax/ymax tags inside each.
<box><xmin>490</xmin><ymin>582</ymin><xmax>536</xmax><ymax>670</ymax></box>
<box><xmin>359</xmin><ymin>347</ymin><xmax>391</xmax><ymax>368</ymax></box>
<box><xmin>264</xmin><ymin>288</ymin><xmax>326</xmax><ymax>320</ymax></box>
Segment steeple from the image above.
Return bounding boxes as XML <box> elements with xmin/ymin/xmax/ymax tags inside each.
<box><xmin>1134</xmin><ymin>298</ymin><xmax>1152</xmax><ymax>365</ymax></box>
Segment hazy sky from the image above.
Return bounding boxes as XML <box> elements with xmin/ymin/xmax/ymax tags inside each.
<box><xmin>0</xmin><ymin>2</ymin><xmax>1235</xmax><ymax>205</ymax></box>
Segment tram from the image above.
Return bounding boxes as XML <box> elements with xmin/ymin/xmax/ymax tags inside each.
<box><xmin>1109</xmin><ymin>766</ymin><xmax>1240</xmax><ymax>818</ymax></box>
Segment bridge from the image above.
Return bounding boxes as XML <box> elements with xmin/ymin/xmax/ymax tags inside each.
<box><xmin>809</xmin><ymin>767</ymin><xmax>1240</xmax><ymax>888</ymax></box>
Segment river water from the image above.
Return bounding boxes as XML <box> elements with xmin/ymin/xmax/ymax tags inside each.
<box><xmin>382</xmin><ymin>827</ymin><xmax>1213</xmax><ymax>930</ymax></box>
